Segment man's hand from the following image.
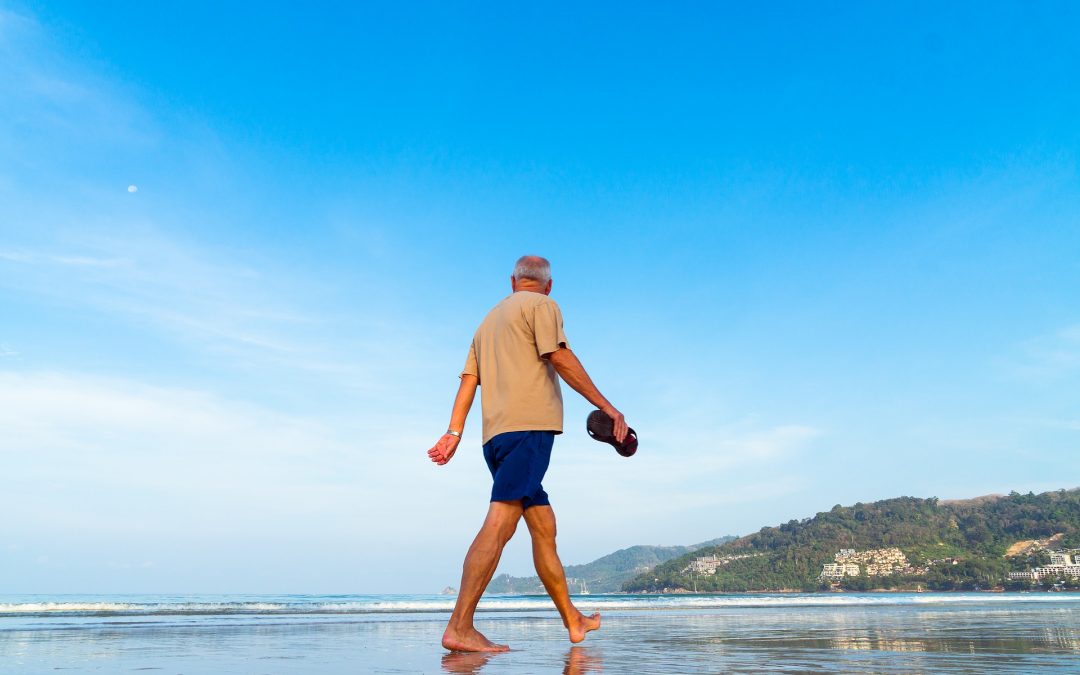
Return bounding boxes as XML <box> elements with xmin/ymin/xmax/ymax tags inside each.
<box><xmin>602</xmin><ymin>405</ymin><xmax>629</xmax><ymax>443</ymax></box>
<box><xmin>428</xmin><ymin>433</ymin><xmax>462</xmax><ymax>466</ymax></box>
<box><xmin>430</xmin><ymin>375</ymin><xmax>477</xmax><ymax>467</ymax></box>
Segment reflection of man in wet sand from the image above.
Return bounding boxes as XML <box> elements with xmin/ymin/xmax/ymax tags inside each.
<box><xmin>562</xmin><ymin>646</ymin><xmax>604</xmax><ymax>674</ymax></box>
<box><xmin>428</xmin><ymin>255</ymin><xmax>629</xmax><ymax>653</ymax></box>
<box><xmin>441</xmin><ymin>646</ymin><xmax>603</xmax><ymax>674</ymax></box>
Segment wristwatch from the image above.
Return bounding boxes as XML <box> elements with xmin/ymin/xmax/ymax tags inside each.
<box><xmin>446</xmin><ymin>430</ymin><xmax>462</xmax><ymax>438</ymax></box>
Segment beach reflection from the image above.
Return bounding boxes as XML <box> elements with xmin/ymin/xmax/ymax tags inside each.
<box><xmin>441</xmin><ymin>650</ymin><xmax>494</xmax><ymax>674</ymax></box>
<box><xmin>563</xmin><ymin>646</ymin><xmax>603</xmax><ymax>674</ymax></box>
<box><xmin>440</xmin><ymin>646</ymin><xmax>603</xmax><ymax>674</ymax></box>
<box><xmin>829</xmin><ymin>635</ymin><xmax>926</xmax><ymax>652</ymax></box>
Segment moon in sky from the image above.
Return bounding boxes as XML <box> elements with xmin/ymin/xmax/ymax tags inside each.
<box><xmin>127</xmin><ymin>185</ymin><xmax>138</xmax><ymax>193</ymax></box>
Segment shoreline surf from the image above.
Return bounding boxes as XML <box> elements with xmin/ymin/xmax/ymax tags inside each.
<box><xmin>3</xmin><ymin>591</ymin><xmax>1080</xmax><ymax>619</ymax></box>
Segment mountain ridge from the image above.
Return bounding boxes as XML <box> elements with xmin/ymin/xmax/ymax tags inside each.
<box><xmin>488</xmin><ymin>536</ymin><xmax>736</xmax><ymax>594</ymax></box>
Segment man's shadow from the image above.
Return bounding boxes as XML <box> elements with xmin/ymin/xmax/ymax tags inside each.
<box><xmin>441</xmin><ymin>646</ymin><xmax>603</xmax><ymax>675</ymax></box>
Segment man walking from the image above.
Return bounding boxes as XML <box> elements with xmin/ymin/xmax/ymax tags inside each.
<box><xmin>427</xmin><ymin>255</ymin><xmax>629</xmax><ymax>653</ymax></box>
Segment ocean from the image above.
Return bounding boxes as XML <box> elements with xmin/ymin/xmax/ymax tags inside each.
<box><xmin>2</xmin><ymin>592</ymin><xmax>1079</xmax><ymax>673</ymax></box>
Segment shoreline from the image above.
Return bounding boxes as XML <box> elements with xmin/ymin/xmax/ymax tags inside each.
<box><xmin>489</xmin><ymin>587</ymin><xmax>1080</xmax><ymax>596</ymax></box>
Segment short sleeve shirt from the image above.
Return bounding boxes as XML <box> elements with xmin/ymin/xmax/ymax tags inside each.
<box><xmin>462</xmin><ymin>291</ymin><xmax>568</xmax><ymax>444</ymax></box>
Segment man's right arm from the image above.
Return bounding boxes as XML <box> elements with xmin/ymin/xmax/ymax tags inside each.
<box><xmin>427</xmin><ymin>374</ymin><xmax>479</xmax><ymax>466</ymax></box>
<box><xmin>546</xmin><ymin>348</ymin><xmax>628</xmax><ymax>442</ymax></box>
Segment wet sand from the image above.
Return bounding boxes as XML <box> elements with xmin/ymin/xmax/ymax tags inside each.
<box><xmin>3</xmin><ymin>600</ymin><xmax>1080</xmax><ymax>673</ymax></box>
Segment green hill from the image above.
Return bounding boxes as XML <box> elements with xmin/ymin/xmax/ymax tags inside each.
<box><xmin>623</xmin><ymin>488</ymin><xmax>1080</xmax><ymax>593</ymax></box>
<box><xmin>489</xmin><ymin>537</ymin><xmax>735</xmax><ymax>594</ymax></box>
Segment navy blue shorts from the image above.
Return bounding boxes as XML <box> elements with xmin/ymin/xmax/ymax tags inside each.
<box><xmin>483</xmin><ymin>431</ymin><xmax>554</xmax><ymax>509</ymax></box>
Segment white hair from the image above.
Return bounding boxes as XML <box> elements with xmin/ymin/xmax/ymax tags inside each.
<box><xmin>512</xmin><ymin>255</ymin><xmax>551</xmax><ymax>284</ymax></box>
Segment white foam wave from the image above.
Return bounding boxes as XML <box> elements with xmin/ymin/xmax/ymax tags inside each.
<box><xmin>2</xmin><ymin>593</ymin><xmax>1078</xmax><ymax>617</ymax></box>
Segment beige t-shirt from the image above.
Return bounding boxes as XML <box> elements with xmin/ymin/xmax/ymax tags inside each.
<box><xmin>462</xmin><ymin>291</ymin><xmax>569</xmax><ymax>444</ymax></box>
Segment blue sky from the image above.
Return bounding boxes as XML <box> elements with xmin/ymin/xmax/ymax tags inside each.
<box><xmin>2</xmin><ymin>1</ymin><xmax>1079</xmax><ymax>593</ymax></box>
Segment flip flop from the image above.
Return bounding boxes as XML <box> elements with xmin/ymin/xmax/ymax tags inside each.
<box><xmin>586</xmin><ymin>410</ymin><xmax>638</xmax><ymax>457</ymax></box>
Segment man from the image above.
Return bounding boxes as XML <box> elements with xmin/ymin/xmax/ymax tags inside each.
<box><xmin>427</xmin><ymin>255</ymin><xmax>629</xmax><ymax>653</ymax></box>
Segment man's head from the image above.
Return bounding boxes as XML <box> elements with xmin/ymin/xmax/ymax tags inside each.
<box><xmin>511</xmin><ymin>255</ymin><xmax>553</xmax><ymax>295</ymax></box>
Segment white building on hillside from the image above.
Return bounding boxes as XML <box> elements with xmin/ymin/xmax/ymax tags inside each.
<box><xmin>1049</xmin><ymin>551</ymin><xmax>1079</xmax><ymax>566</ymax></box>
<box><xmin>686</xmin><ymin>555</ymin><xmax>723</xmax><ymax>574</ymax></box>
<box><xmin>820</xmin><ymin>563</ymin><xmax>861</xmax><ymax>580</ymax></box>
<box><xmin>683</xmin><ymin>553</ymin><xmax>760</xmax><ymax>575</ymax></box>
<box><xmin>828</xmin><ymin>547</ymin><xmax>910</xmax><ymax>577</ymax></box>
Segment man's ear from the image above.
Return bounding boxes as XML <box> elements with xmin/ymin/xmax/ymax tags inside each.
<box><xmin>510</xmin><ymin>275</ymin><xmax>518</xmax><ymax>292</ymax></box>
<box><xmin>544</xmin><ymin>279</ymin><xmax>553</xmax><ymax>295</ymax></box>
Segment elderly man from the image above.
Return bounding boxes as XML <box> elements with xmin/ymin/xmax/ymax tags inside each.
<box><xmin>427</xmin><ymin>255</ymin><xmax>629</xmax><ymax>653</ymax></box>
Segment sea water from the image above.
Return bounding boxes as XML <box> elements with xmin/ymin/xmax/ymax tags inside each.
<box><xmin>2</xmin><ymin>592</ymin><xmax>1079</xmax><ymax>673</ymax></box>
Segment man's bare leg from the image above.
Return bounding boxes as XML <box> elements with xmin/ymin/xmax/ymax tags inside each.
<box><xmin>442</xmin><ymin>501</ymin><xmax>524</xmax><ymax>652</ymax></box>
<box><xmin>523</xmin><ymin>505</ymin><xmax>601</xmax><ymax>643</ymax></box>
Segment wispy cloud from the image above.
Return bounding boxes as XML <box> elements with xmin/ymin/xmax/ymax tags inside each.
<box><xmin>0</xmin><ymin>371</ymin><xmax>412</xmax><ymax>535</ymax></box>
<box><xmin>0</xmin><ymin>227</ymin><xmax>447</xmax><ymax>404</ymax></box>
<box><xmin>51</xmin><ymin>255</ymin><xmax>129</xmax><ymax>268</ymax></box>
<box><xmin>1009</xmin><ymin>323</ymin><xmax>1080</xmax><ymax>379</ymax></box>
<box><xmin>0</xmin><ymin>250</ymin><xmax>34</xmax><ymax>263</ymax></box>
<box><xmin>0</xmin><ymin>9</ymin><xmax>157</xmax><ymax>154</ymax></box>
<box><xmin>0</xmin><ymin>249</ymin><xmax>128</xmax><ymax>267</ymax></box>
<box><xmin>2</xmin><ymin>235</ymin><xmax>297</xmax><ymax>348</ymax></box>
<box><xmin>0</xmin><ymin>342</ymin><xmax>17</xmax><ymax>357</ymax></box>
<box><xmin>0</xmin><ymin>8</ymin><xmax>34</xmax><ymax>45</ymax></box>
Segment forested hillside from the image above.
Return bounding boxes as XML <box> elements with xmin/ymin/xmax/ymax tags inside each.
<box><xmin>623</xmin><ymin>489</ymin><xmax>1080</xmax><ymax>592</ymax></box>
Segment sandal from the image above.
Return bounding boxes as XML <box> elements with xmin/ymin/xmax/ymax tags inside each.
<box><xmin>586</xmin><ymin>410</ymin><xmax>638</xmax><ymax>457</ymax></box>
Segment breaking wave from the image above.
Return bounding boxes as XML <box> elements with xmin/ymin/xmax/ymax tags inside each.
<box><xmin>2</xmin><ymin>592</ymin><xmax>1078</xmax><ymax>618</ymax></box>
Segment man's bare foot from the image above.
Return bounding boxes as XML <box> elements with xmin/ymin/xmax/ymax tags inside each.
<box><xmin>567</xmin><ymin>611</ymin><xmax>601</xmax><ymax>643</ymax></box>
<box><xmin>442</xmin><ymin>625</ymin><xmax>510</xmax><ymax>652</ymax></box>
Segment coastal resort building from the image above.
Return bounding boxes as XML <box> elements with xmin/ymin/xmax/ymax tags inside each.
<box><xmin>820</xmin><ymin>563</ymin><xmax>861</xmax><ymax>580</ymax></box>
<box><xmin>819</xmin><ymin>547</ymin><xmax>913</xmax><ymax>580</ymax></box>
<box><xmin>1007</xmin><ymin>549</ymin><xmax>1080</xmax><ymax>581</ymax></box>
<box><xmin>683</xmin><ymin>553</ymin><xmax>761</xmax><ymax>575</ymax></box>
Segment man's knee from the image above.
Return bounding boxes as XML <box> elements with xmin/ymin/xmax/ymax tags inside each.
<box><xmin>524</xmin><ymin>506</ymin><xmax>557</xmax><ymax>540</ymax></box>
<box><xmin>497</xmin><ymin>519</ymin><xmax>519</xmax><ymax>544</ymax></box>
<box><xmin>486</xmin><ymin>501</ymin><xmax>523</xmax><ymax>543</ymax></box>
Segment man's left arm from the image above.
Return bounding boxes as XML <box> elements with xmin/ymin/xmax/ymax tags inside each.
<box><xmin>547</xmin><ymin>347</ymin><xmax>629</xmax><ymax>443</ymax></box>
<box><xmin>427</xmin><ymin>374</ymin><xmax>479</xmax><ymax>466</ymax></box>
<box><xmin>532</xmin><ymin>299</ymin><xmax>629</xmax><ymax>443</ymax></box>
